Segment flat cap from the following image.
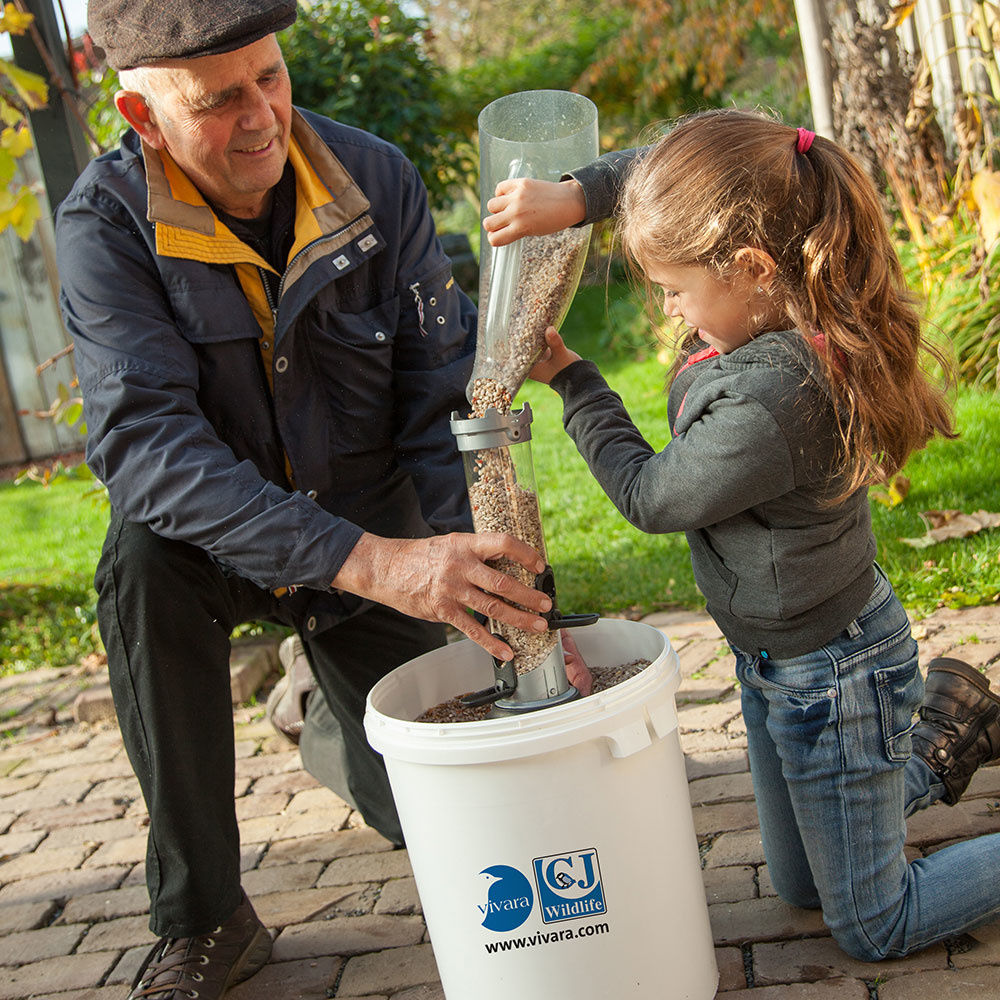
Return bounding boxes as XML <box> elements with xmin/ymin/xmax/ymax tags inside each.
<box><xmin>88</xmin><ymin>0</ymin><xmax>298</xmax><ymax>70</ymax></box>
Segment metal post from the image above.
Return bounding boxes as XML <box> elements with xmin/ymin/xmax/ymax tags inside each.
<box><xmin>8</xmin><ymin>0</ymin><xmax>91</xmax><ymax>211</ymax></box>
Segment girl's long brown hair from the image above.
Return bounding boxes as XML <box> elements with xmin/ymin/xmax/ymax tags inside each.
<box><xmin>617</xmin><ymin>109</ymin><xmax>955</xmax><ymax>502</ymax></box>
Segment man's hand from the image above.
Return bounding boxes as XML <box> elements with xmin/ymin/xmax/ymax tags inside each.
<box><xmin>333</xmin><ymin>532</ymin><xmax>553</xmax><ymax>662</ymax></box>
<box><xmin>483</xmin><ymin>178</ymin><xmax>587</xmax><ymax>247</ymax></box>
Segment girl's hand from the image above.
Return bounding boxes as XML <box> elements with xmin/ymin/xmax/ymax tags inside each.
<box><xmin>561</xmin><ymin>629</ymin><xmax>593</xmax><ymax>697</ymax></box>
<box><xmin>484</xmin><ymin>178</ymin><xmax>586</xmax><ymax>247</ymax></box>
<box><xmin>529</xmin><ymin>327</ymin><xmax>581</xmax><ymax>385</ymax></box>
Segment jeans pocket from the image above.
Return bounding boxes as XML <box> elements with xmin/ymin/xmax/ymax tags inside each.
<box><xmin>874</xmin><ymin>659</ymin><xmax>924</xmax><ymax>762</ymax></box>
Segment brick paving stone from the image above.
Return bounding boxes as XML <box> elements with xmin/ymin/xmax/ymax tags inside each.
<box><xmin>262</xmin><ymin>828</ymin><xmax>395</xmax><ymax>869</ymax></box>
<box><xmin>719</xmin><ymin>979</ymin><xmax>870</xmax><ymax>998</ymax></box>
<box><xmin>286</xmin><ymin>786</ymin><xmax>353</xmax><ymax>814</ymax></box>
<box><xmin>9</xmin><ymin>745</ymin><xmax>120</xmax><ymax>777</ymax></box>
<box><xmin>226</xmin><ymin>956</ymin><xmax>343</xmax><ymax>998</ymax></box>
<box><xmin>391</xmin><ymin>985</ymin><xmax>445</xmax><ymax>1000</ymax></box>
<box><xmin>0</xmin><ymin>780</ymin><xmax>92</xmax><ymax>813</ymax></box>
<box><xmin>688</xmin><ymin>772</ymin><xmax>756</xmax><ymax>806</ymax></box>
<box><xmin>82</xmin><ymin>833</ymin><xmax>147</xmax><ymax>868</ymax></box>
<box><xmin>0</xmin><ymin>830</ymin><xmax>46</xmax><ymax>858</ymax></box>
<box><xmin>235</xmin><ymin>751</ymin><xmax>303</xmax><ymax>780</ymax></box>
<box><xmin>0</xmin><ymin>951</ymin><xmax>118</xmax><ymax>1000</ymax></box>
<box><xmin>963</xmin><ymin>762</ymin><xmax>1000</xmax><ymax>799</ymax></box>
<box><xmin>337</xmin><ymin>942</ymin><xmax>440</xmax><ymax>997</ymax></box>
<box><xmin>691</xmin><ymin>801</ymin><xmax>761</xmax><ymax>837</ymax></box>
<box><xmin>236</xmin><ymin>791</ymin><xmax>291</xmax><ymax>820</ymax></box>
<box><xmin>373</xmin><ymin>877</ymin><xmax>420</xmax><ymax>916</ymax></box>
<box><xmin>254</xmin><ymin>886</ymin><xmax>373</xmax><ymax>928</ymax></box>
<box><xmin>904</xmin><ymin>800</ymin><xmax>1000</xmax><ymax>847</ymax></box>
<box><xmin>704</xmin><ymin>829</ymin><xmax>766</xmax><ymax>868</ymax></box>
<box><xmin>35</xmin><ymin>757</ymin><xmax>136</xmax><ymax>786</ymax></box>
<box><xmin>241</xmin><ymin>862</ymin><xmax>325</xmax><ymax>896</ymax></box>
<box><xmin>40</xmin><ymin>817</ymin><xmax>145</xmax><ymax>849</ymax></box>
<box><xmin>0</xmin><ymin>923</ymin><xmax>88</xmax><ymax>965</ymax></box>
<box><xmin>878</xmin><ymin>967</ymin><xmax>1000</xmax><ymax>998</ymax></box>
<box><xmin>104</xmin><ymin>942</ymin><xmax>148</xmax><ymax>986</ymax></box>
<box><xmin>251</xmin><ymin>770</ymin><xmax>322</xmax><ymax>796</ymax></box>
<box><xmin>709</xmin><ymin>897</ymin><xmax>829</xmax><ymax>946</ymax></box>
<box><xmin>317</xmin><ymin>851</ymin><xmax>414</xmax><ymax>888</ymax></box>
<box><xmin>703</xmin><ymin>865</ymin><xmax>758</xmax><ymax>905</ymax></box>
<box><xmin>0</xmin><ymin>864</ymin><xmax>129</xmax><ymax>904</ymax></box>
<box><xmin>678</xmin><ymin>696</ymin><xmax>744</xmax><ymax>733</ymax></box>
<box><xmin>270</xmin><ymin>804</ymin><xmax>353</xmax><ymax>840</ymax></box>
<box><xmin>0</xmin><ymin>844</ymin><xmax>92</xmax><ymax>882</ymax></box>
<box><xmin>239</xmin><ymin>813</ymin><xmax>286</xmax><ymax>845</ymax></box>
<box><xmin>8</xmin><ymin>800</ymin><xmax>126</xmax><ymax>833</ymax></box>
<box><xmin>676</xmin><ymin>677</ymin><xmax>738</xmax><ymax>704</ymax></box>
<box><xmin>82</xmin><ymin>775</ymin><xmax>142</xmax><ymax>802</ymax></box>
<box><xmin>77</xmin><ymin>913</ymin><xmax>157</xmax><ymax>953</ymax></box>
<box><xmin>0</xmin><ymin>899</ymin><xmax>56</xmax><ymax>933</ymax></box>
<box><xmin>682</xmin><ymin>729</ymin><xmax>750</xmax><ymax>753</ymax></box>
<box><xmin>57</xmin><ymin>883</ymin><xmax>151</xmax><ymax>924</ymax></box>
<box><xmin>716</xmin><ymin>945</ymin><xmax>748</xmax><ymax>992</ymax></box>
<box><xmin>29</xmin><ymin>990</ymin><xmax>121</xmax><ymax>1000</ymax></box>
<box><xmin>272</xmin><ymin>914</ymin><xmax>426</xmax><ymax>961</ymax></box>
<box><xmin>751</xmin><ymin>937</ymin><xmax>949</xmax><ymax>986</ymax></box>
<box><xmin>685</xmin><ymin>748</ymin><xmax>749</xmax><ymax>781</ymax></box>
<box><xmin>950</xmin><ymin>920</ymin><xmax>1000</xmax><ymax>967</ymax></box>
<box><xmin>675</xmin><ymin>637</ymin><xmax>731</xmax><ymax>676</ymax></box>
<box><xmin>0</xmin><ymin>772</ymin><xmax>42</xmax><ymax>796</ymax></box>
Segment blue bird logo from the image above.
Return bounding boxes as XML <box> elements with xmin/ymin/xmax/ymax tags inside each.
<box><xmin>478</xmin><ymin>864</ymin><xmax>534</xmax><ymax>931</ymax></box>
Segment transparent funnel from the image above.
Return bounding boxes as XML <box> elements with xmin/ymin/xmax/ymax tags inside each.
<box><xmin>470</xmin><ymin>90</ymin><xmax>598</xmax><ymax>403</ymax></box>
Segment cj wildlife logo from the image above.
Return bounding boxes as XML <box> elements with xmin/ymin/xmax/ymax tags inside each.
<box><xmin>478</xmin><ymin>848</ymin><xmax>606</xmax><ymax>931</ymax></box>
<box><xmin>533</xmin><ymin>848</ymin><xmax>606</xmax><ymax>924</ymax></box>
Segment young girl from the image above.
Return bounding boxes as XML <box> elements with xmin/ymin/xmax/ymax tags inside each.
<box><xmin>487</xmin><ymin>109</ymin><xmax>1000</xmax><ymax>960</ymax></box>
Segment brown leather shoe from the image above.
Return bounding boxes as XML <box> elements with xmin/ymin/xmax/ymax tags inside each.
<box><xmin>911</xmin><ymin>657</ymin><xmax>1000</xmax><ymax>805</ymax></box>
<box><xmin>128</xmin><ymin>891</ymin><xmax>272</xmax><ymax>999</ymax></box>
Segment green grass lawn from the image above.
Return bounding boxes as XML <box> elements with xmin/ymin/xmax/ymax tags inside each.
<box><xmin>2</xmin><ymin>282</ymin><xmax>998</xmax><ymax>675</ymax></box>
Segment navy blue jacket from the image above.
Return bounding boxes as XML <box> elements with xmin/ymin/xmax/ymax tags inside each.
<box><xmin>57</xmin><ymin>109</ymin><xmax>477</xmax><ymax>635</ymax></box>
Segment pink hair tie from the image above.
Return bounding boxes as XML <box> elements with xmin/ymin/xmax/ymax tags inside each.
<box><xmin>796</xmin><ymin>127</ymin><xmax>815</xmax><ymax>154</ymax></box>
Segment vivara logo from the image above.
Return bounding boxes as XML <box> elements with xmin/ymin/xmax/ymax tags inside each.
<box><xmin>532</xmin><ymin>848</ymin><xmax>606</xmax><ymax>924</ymax></box>
<box><xmin>478</xmin><ymin>865</ymin><xmax>534</xmax><ymax>932</ymax></box>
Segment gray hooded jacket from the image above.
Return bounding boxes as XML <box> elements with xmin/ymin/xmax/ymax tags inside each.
<box><xmin>551</xmin><ymin>331</ymin><xmax>876</xmax><ymax>658</ymax></box>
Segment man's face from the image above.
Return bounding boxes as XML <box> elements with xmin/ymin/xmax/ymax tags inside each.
<box><xmin>139</xmin><ymin>34</ymin><xmax>293</xmax><ymax>218</ymax></box>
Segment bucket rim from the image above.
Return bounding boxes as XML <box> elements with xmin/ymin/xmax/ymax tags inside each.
<box><xmin>364</xmin><ymin>619</ymin><xmax>679</xmax><ymax>764</ymax></box>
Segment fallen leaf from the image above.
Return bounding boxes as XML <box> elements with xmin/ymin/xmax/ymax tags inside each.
<box><xmin>871</xmin><ymin>474</ymin><xmax>911</xmax><ymax>507</ymax></box>
<box><xmin>900</xmin><ymin>509</ymin><xmax>1000</xmax><ymax>547</ymax></box>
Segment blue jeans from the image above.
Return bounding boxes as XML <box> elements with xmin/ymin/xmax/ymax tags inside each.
<box><xmin>733</xmin><ymin>565</ymin><xmax>1000</xmax><ymax>960</ymax></box>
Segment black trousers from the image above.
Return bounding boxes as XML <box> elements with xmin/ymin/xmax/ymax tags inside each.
<box><xmin>95</xmin><ymin>512</ymin><xmax>445</xmax><ymax>937</ymax></box>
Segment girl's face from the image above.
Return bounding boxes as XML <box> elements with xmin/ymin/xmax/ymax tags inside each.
<box><xmin>645</xmin><ymin>260</ymin><xmax>761</xmax><ymax>355</ymax></box>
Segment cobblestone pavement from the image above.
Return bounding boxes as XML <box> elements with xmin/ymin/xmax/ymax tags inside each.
<box><xmin>1</xmin><ymin>607</ymin><xmax>998</xmax><ymax>999</ymax></box>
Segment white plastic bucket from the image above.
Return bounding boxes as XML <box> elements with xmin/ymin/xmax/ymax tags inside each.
<box><xmin>364</xmin><ymin>618</ymin><xmax>718</xmax><ymax>1000</ymax></box>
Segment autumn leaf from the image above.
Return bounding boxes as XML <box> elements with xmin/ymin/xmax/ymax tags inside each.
<box><xmin>0</xmin><ymin>2</ymin><xmax>34</xmax><ymax>34</ymax></box>
<box><xmin>0</xmin><ymin>59</ymin><xmax>48</xmax><ymax>110</ymax></box>
<box><xmin>970</xmin><ymin>170</ymin><xmax>1000</xmax><ymax>250</ymax></box>
<box><xmin>900</xmin><ymin>509</ymin><xmax>1000</xmax><ymax>548</ymax></box>
<box><xmin>871</xmin><ymin>473</ymin><xmax>911</xmax><ymax>507</ymax></box>
<box><xmin>882</xmin><ymin>1</ymin><xmax>917</xmax><ymax>30</ymax></box>
<box><xmin>1</xmin><ymin>123</ymin><xmax>32</xmax><ymax>158</ymax></box>
<box><xmin>0</xmin><ymin>184</ymin><xmax>40</xmax><ymax>240</ymax></box>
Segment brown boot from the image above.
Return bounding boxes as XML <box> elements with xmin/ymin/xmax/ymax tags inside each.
<box><xmin>911</xmin><ymin>657</ymin><xmax>1000</xmax><ymax>805</ymax></box>
<box><xmin>128</xmin><ymin>890</ymin><xmax>272</xmax><ymax>999</ymax></box>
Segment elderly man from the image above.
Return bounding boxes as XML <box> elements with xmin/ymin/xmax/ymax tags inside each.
<box><xmin>55</xmin><ymin>2</ymin><xmax>628</xmax><ymax>996</ymax></box>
